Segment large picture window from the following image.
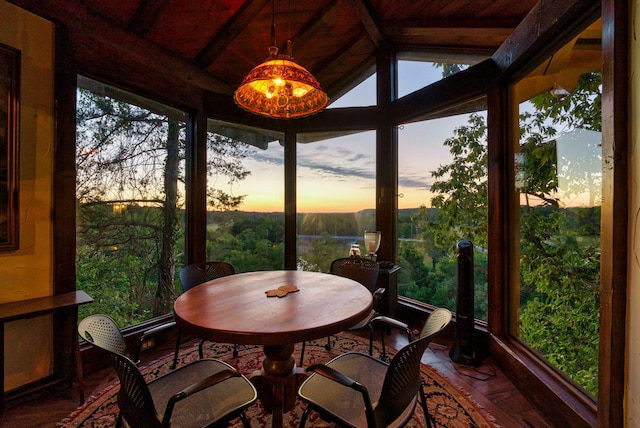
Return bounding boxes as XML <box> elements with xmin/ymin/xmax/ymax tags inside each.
<box><xmin>509</xmin><ymin>24</ymin><xmax>602</xmax><ymax>396</ymax></box>
<box><xmin>396</xmin><ymin>60</ymin><xmax>488</xmax><ymax>321</ymax></box>
<box><xmin>398</xmin><ymin>112</ymin><xmax>488</xmax><ymax>321</ymax></box>
<box><xmin>296</xmin><ymin>130</ymin><xmax>376</xmax><ymax>272</ymax></box>
<box><xmin>76</xmin><ymin>76</ymin><xmax>188</xmax><ymax>327</ymax></box>
<box><xmin>204</xmin><ymin>120</ymin><xmax>285</xmax><ymax>273</ymax></box>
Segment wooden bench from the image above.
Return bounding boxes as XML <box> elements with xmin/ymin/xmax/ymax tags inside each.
<box><xmin>0</xmin><ymin>290</ymin><xmax>93</xmax><ymax>412</ymax></box>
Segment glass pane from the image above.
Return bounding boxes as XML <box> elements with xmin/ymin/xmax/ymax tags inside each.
<box><xmin>399</xmin><ymin>60</ymin><xmax>447</xmax><ymax>97</ymax></box>
<box><xmin>398</xmin><ymin>59</ymin><xmax>471</xmax><ymax>98</ymax></box>
<box><xmin>76</xmin><ymin>76</ymin><xmax>187</xmax><ymax>327</ymax></box>
<box><xmin>296</xmin><ymin>131</ymin><xmax>376</xmax><ymax>271</ymax></box>
<box><xmin>328</xmin><ymin>74</ymin><xmax>376</xmax><ymax>108</ymax></box>
<box><xmin>397</xmin><ymin>112</ymin><xmax>488</xmax><ymax>321</ymax></box>
<box><xmin>511</xmin><ymin>25</ymin><xmax>602</xmax><ymax>395</ymax></box>
<box><xmin>205</xmin><ymin>120</ymin><xmax>285</xmax><ymax>273</ymax></box>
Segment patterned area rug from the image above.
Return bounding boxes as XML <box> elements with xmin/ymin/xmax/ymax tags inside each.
<box><xmin>58</xmin><ymin>333</ymin><xmax>496</xmax><ymax>427</ymax></box>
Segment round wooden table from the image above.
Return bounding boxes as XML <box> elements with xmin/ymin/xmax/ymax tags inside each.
<box><xmin>173</xmin><ymin>270</ymin><xmax>373</xmax><ymax>428</ymax></box>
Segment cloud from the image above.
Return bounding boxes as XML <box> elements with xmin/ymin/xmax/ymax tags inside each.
<box><xmin>246</xmin><ymin>141</ymin><xmax>433</xmax><ymax>190</ymax></box>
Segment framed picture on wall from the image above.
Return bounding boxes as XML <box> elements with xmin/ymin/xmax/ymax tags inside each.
<box><xmin>0</xmin><ymin>44</ymin><xmax>20</xmax><ymax>252</ymax></box>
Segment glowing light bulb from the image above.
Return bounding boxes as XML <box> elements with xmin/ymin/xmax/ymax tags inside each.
<box><xmin>293</xmin><ymin>87</ymin><xmax>308</xmax><ymax>97</ymax></box>
<box><xmin>272</xmin><ymin>77</ymin><xmax>286</xmax><ymax>87</ymax></box>
<box><xmin>265</xmin><ymin>85</ymin><xmax>275</xmax><ymax>99</ymax></box>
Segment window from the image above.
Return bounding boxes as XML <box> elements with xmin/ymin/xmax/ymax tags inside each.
<box><xmin>296</xmin><ymin>130</ymin><xmax>376</xmax><ymax>271</ymax></box>
<box><xmin>396</xmin><ymin>60</ymin><xmax>488</xmax><ymax>320</ymax></box>
<box><xmin>509</xmin><ymin>28</ymin><xmax>602</xmax><ymax>396</ymax></box>
<box><xmin>204</xmin><ymin>120</ymin><xmax>285</xmax><ymax>272</ymax></box>
<box><xmin>327</xmin><ymin>74</ymin><xmax>376</xmax><ymax>108</ymax></box>
<box><xmin>397</xmin><ymin>113</ymin><xmax>488</xmax><ymax>320</ymax></box>
<box><xmin>398</xmin><ymin>60</ymin><xmax>459</xmax><ymax>97</ymax></box>
<box><xmin>76</xmin><ymin>76</ymin><xmax>187</xmax><ymax>327</ymax></box>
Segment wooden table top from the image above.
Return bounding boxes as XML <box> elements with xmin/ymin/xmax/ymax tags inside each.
<box><xmin>173</xmin><ymin>270</ymin><xmax>373</xmax><ymax>346</ymax></box>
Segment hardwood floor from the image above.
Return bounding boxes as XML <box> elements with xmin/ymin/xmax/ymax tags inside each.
<box><xmin>0</xmin><ymin>330</ymin><xmax>554</xmax><ymax>427</ymax></box>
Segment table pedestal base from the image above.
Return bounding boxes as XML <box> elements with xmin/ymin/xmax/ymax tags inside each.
<box><xmin>250</xmin><ymin>344</ymin><xmax>309</xmax><ymax>428</ymax></box>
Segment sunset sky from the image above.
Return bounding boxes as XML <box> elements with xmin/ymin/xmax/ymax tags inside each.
<box><xmin>217</xmin><ymin>61</ymin><xmax>601</xmax><ymax>213</ymax></box>
<box><xmin>223</xmin><ymin>61</ymin><xmax>460</xmax><ymax>213</ymax></box>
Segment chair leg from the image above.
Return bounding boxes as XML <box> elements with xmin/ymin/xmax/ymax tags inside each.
<box><xmin>299</xmin><ymin>407</ymin><xmax>311</xmax><ymax>428</ymax></box>
<box><xmin>325</xmin><ymin>335</ymin><xmax>332</xmax><ymax>350</ymax></box>
<box><xmin>198</xmin><ymin>339</ymin><xmax>205</xmax><ymax>359</ymax></box>
<box><xmin>239</xmin><ymin>411</ymin><xmax>251</xmax><ymax>428</ymax></box>
<box><xmin>419</xmin><ymin>380</ymin><xmax>432</xmax><ymax>428</ymax></box>
<box><xmin>233</xmin><ymin>343</ymin><xmax>239</xmax><ymax>357</ymax></box>
<box><xmin>172</xmin><ymin>329</ymin><xmax>182</xmax><ymax>369</ymax></box>
<box><xmin>300</xmin><ymin>341</ymin><xmax>306</xmax><ymax>367</ymax></box>
<box><xmin>379</xmin><ymin>327</ymin><xmax>387</xmax><ymax>360</ymax></box>
<box><xmin>367</xmin><ymin>324</ymin><xmax>374</xmax><ymax>356</ymax></box>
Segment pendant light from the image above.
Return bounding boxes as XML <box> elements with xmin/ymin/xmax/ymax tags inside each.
<box><xmin>233</xmin><ymin>0</ymin><xmax>328</xmax><ymax>119</ymax></box>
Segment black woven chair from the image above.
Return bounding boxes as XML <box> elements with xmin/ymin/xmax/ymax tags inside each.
<box><xmin>299</xmin><ymin>257</ymin><xmax>381</xmax><ymax>366</ymax></box>
<box><xmin>297</xmin><ymin>308</ymin><xmax>452</xmax><ymax>428</ymax></box>
<box><xmin>172</xmin><ymin>261</ymin><xmax>238</xmax><ymax>367</ymax></box>
<box><xmin>77</xmin><ymin>313</ymin><xmax>174</xmax><ymax>365</ymax></box>
<box><xmin>79</xmin><ymin>314</ymin><xmax>257</xmax><ymax>428</ymax></box>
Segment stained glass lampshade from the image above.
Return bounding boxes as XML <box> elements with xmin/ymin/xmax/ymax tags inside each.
<box><xmin>234</xmin><ymin>45</ymin><xmax>329</xmax><ymax>119</ymax></box>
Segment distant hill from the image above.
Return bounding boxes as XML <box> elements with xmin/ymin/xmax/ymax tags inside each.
<box><xmin>205</xmin><ymin>207</ymin><xmax>439</xmax><ymax>237</ymax></box>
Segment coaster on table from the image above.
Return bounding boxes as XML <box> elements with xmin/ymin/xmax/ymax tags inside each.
<box><xmin>265</xmin><ymin>289</ymin><xmax>288</xmax><ymax>298</ymax></box>
<box><xmin>265</xmin><ymin>285</ymin><xmax>299</xmax><ymax>297</ymax></box>
<box><xmin>278</xmin><ymin>285</ymin><xmax>299</xmax><ymax>293</ymax></box>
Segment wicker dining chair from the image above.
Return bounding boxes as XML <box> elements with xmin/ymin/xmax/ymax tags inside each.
<box><xmin>299</xmin><ymin>257</ymin><xmax>382</xmax><ymax>366</ymax></box>
<box><xmin>297</xmin><ymin>307</ymin><xmax>452</xmax><ymax>428</ymax></box>
<box><xmin>172</xmin><ymin>261</ymin><xmax>238</xmax><ymax>367</ymax></box>
<box><xmin>77</xmin><ymin>313</ymin><xmax>174</xmax><ymax>365</ymax></box>
<box><xmin>78</xmin><ymin>314</ymin><xmax>180</xmax><ymax>426</ymax></box>
<box><xmin>79</xmin><ymin>314</ymin><xmax>257</xmax><ymax>428</ymax></box>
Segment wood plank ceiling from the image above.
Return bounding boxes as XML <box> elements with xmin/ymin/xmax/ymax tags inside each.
<box><xmin>13</xmin><ymin>0</ymin><xmax>541</xmax><ymax>103</ymax></box>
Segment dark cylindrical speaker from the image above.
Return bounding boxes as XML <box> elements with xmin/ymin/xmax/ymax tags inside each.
<box><xmin>449</xmin><ymin>239</ymin><xmax>479</xmax><ymax>366</ymax></box>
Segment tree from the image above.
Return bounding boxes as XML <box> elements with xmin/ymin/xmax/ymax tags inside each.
<box><xmin>76</xmin><ymin>89</ymin><xmax>249</xmax><ymax>322</ymax></box>
<box><xmin>428</xmin><ymin>113</ymin><xmax>488</xmax><ymax>251</ymax></box>
<box><xmin>424</xmin><ymin>72</ymin><xmax>602</xmax><ymax>395</ymax></box>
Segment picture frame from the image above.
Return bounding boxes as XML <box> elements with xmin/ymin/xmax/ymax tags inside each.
<box><xmin>0</xmin><ymin>44</ymin><xmax>20</xmax><ymax>252</ymax></box>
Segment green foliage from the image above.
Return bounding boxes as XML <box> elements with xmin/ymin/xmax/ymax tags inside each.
<box><xmin>76</xmin><ymin>87</ymin><xmax>250</xmax><ymax>325</ymax></box>
<box><xmin>397</xmin><ymin>242</ymin><xmax>488</xmax><ymax>321</ymax></box>
<box><xmin>77</xmin><ymin>244</ymin><xmax>155</xmax><ymax>327</ymax></box>
<box><xmin>421</xmin><ymin>72</ymin><xmax>602</xmax><ymax>396</ymax></box>
<box><xmin>429</xmin><ymin>113</ymin><xmax>488</xmax><ymax>251</ymax></box>
<box><xmin>297</xmin><ymin>232</ymin><xmax>353</xmax><ymax>272</ymax></box>
<box><xmin>529</xmin><ymin>73</ymin><xmax>602</xmax><ymax>132</ymax></box>
<box><xmin>519</xmin><ymin>233</ymin><xmax>600</xmax><ymax>393</ymax></box>
<box><xmin>433</xmin><ymin>63</ymin><xmax>469</xmax><ymax>78</ymax></box>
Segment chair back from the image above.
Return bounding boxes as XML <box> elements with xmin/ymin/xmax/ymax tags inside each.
<box><xmin>77</xmin><ymin>314</ymin><xmax>130</xmax><ymax>358</ymax></box>
<box><xmin>373</xmin><ymin>308</ymin><xmax>452</xmax><ymax>427</ymax></box>
<box><xmin>330</xmin><ymin>257</ymin><xmax>380</xmax><ymax>294</ymax></box>
<box><xmin>110</xmin><ymin>349</ymin><xmax>164</xmax><ymax>428</ymax></box>
<box><xmin>179</xmin><ymin>261</ymin><xmax>236</xmax><ymax>292</ymax></box>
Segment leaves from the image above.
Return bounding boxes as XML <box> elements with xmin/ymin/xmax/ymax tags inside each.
<box><xmin>76</xmin><ymin>87</ymin><xmax>252</xmax><ymax>321</ymax></box>
<box><xmin>423</xmin><ymin>72</ymin><xmax>601</xmax><ymax>396</ymax></box>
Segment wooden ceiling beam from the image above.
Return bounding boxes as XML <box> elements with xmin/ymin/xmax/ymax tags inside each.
<box><xmin>195</xmin><ymin>0</ymin><xmax>272</xmax><ymax>68</ymax></box>
<box><xmin>285</xmin><ymin>0</ymin><xmax>339</xmax><ymax>57</ymax></box>
<box><xmin>346</xmin><ymin>0</ymin><xmax>388</xmax><ymax>49</ymax></box>
<box><xmin>391</xmin><ymin>58</ymin><xmax>499</xmax><ymax>123</ymax></box>
<box><xmin>127</xmin><ymin>0</ymin><xmax>171</xmax><ymax>36</ymax></box>
<box><xmin>392</xmin><ymin>27</ymin><xmax>514</xmax><ymax>39</ymax></box>
<box><xmin>313</xmin><ymin>33</ymin><xmax>374</xmax><ymax>98</ymax></box>
<box><xmin>8</xmin><ymin>0</ymin><xmax>233</xmax><ymax>104</ymax></box>
<box><xmin>398</xmin><ymin>46</ymin><xmax>496</xmax><ymax>63</ymax></box>
<box><xmin>386</xmin><ymin>18</ymin><xmax>522</xmax><ymax>30</ymax></box>
<box><xmin>492</xmin><ymin>0</ymin><xmax>601</xmax><ymax>78</ymax></box>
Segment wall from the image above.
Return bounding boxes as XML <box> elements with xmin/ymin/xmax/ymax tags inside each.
<box><xmin>0</xmin><ymin>1</ymin><xmax>55</xmax><ymax>391</ymax></box>
<box><xmin>629</xmin><ymin>0</ymin><xmax>640</xmax><ymax>425</ymax></box>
